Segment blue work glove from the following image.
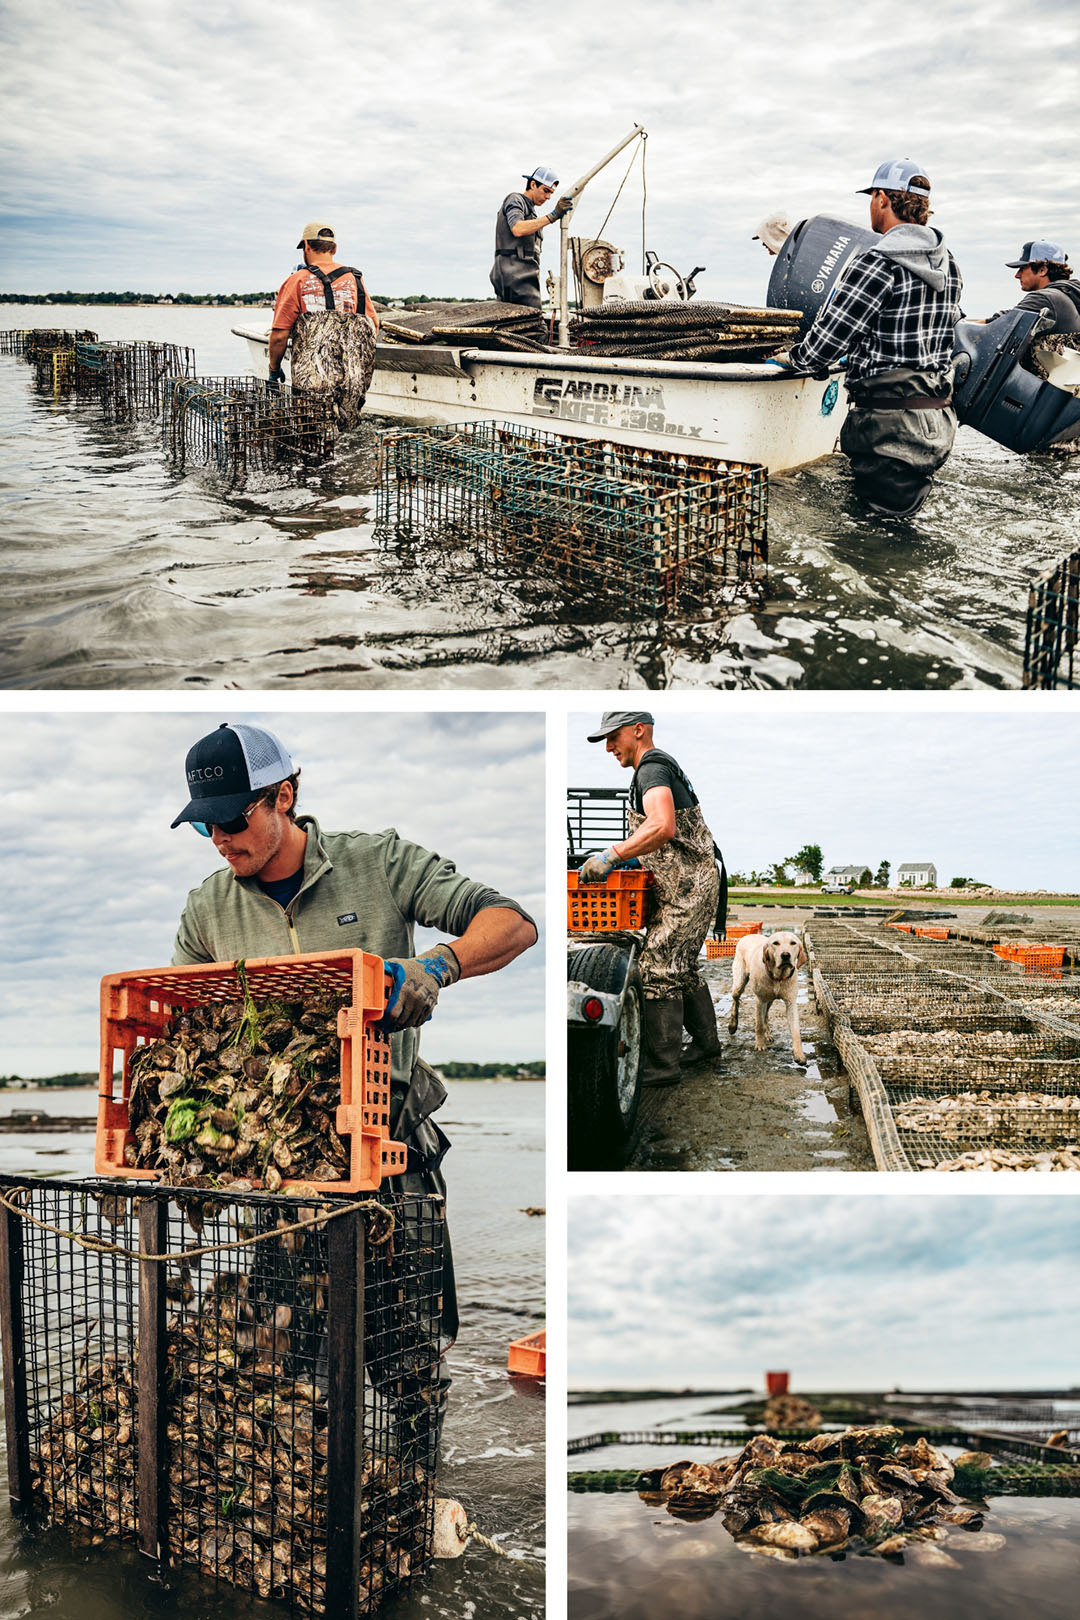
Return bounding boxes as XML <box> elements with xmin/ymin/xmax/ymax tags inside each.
<box><xmin>579</xmin><ymin>846</ymin><xmax>620</xmax><ymax>884</ymax></box>
<box><xmin>765</xmin><ymin>356</ymin><xmax>792</xmax><ymax>369</ymax></box>
<box><xmin>268</xmin><ymin>366</ymin><xmax>286</xmax><ymax>388</ymax></box>
<box><xmin>381</xmin><ymin>944</ymin><xmax>461</xmax><ymax>1029</ymax></box>
<box><xmin>551</xmin><ymin>198</ymin><xmax>574</xmax><ymax>221</ymax></box>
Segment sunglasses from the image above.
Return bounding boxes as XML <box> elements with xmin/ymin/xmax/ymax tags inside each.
<box><xmin>192</xmin><ymin>789</ymin><xmax>275</xmax><ymax>838</ymax></box>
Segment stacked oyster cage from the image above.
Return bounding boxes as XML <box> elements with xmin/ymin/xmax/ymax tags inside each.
<box><xmin>0</xmin><ymin>950</ymin><xmax>442</xmax><ymax>1614</ymax></box>
<box><xmin>1024</xmin><ymin>545</ymin><xmax>1078</xmax><ymax>690</ymax></box>
<box><xmin>0</xmin><ymin>1177</ymin><xmax>443</xmax><ymax>1613</ymax></box>
<box><xmin>377</xmin><ymin>420</ymin><xmax>768</xmax><ymax>614</ymax></box>
<box><xmin>807</xmin><ymin>920</ymin><xmax>1080</xmax><ymax>1171</ymax></box>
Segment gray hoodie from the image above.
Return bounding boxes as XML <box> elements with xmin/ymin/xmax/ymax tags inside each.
<box><xmin>874</xmin><ymin>224</ymin><xmax>951</xmax><ymax>292</ymax></box>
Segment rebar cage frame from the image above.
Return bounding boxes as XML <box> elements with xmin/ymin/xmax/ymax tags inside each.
<box><xmin>0</xmin><ymin>1175</ymin><xmax>444</xmax><ymax>1614</ymax></box>
<box><xmin>376</xmin><ymin>419</ymin><xmax>768</xmax><ymax>614</ymax></box>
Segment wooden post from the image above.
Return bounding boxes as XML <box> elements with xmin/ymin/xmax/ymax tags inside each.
<box><xmin>136</xmin><ymin>1198</ymin><xmax>168</xmax><ymax>1572</ymax></box>
<box><xmin>0</xmin><ymin>1198</ymin><xmax>33</xmax><ymax>1514</ymax></box>
<box><xmin>325</xmin><ymin>1207</ymin><xmax>365</xmax><ymax>1616</ymax></box>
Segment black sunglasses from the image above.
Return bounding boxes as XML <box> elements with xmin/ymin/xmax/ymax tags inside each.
<box><xmin>192</xmin><ymin>787</ymin><xmax>277</xmax><ymax>838</ymax></box>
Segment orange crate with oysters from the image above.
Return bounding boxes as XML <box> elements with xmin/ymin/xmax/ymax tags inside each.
<box><xmin>96</xmin><ymin>949</ymin><xmax>407</xmax><ymax>1194</ymax></box>
<box><xmin>567</xmin><ymin>868</ymin><xmax>653</xmax><ymax>931</ymax></box>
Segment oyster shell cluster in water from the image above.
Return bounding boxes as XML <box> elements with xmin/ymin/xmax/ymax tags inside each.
<box><xmin>125</xmin><ymin>994</ymin><xmax>350</xmax><ymax>1189</ymax></box>
<box><xmin>636</xmin><ymin>1426</ymin><xmax>1002</xmax><ymax>1561</ymax></box>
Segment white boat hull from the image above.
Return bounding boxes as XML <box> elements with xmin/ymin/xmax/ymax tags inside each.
<box><xmin>232</xmin><ymin>323</ymin><xmax>844</xmax><ymax>474</ymax></box>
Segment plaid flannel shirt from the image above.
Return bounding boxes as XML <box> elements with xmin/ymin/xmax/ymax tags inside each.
<box><xmin>787</xmin><ymin>249</ymin><xmax>963</xmax><ymax>383</ymax></box>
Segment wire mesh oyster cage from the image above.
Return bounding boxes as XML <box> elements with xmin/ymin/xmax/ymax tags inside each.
<box><xmin>162</xmin><ymin>376</ymin><xmax>340</xmax><ymax>486</ymax></box>
<box><xmin>376</xmin><ymin>419</ymin><xmax>768</xmax><ymax>614</ymax></box>
<box><xmin>0</xmin><ymin>1175</ymin><xmax>445</xmax><ymax>1613</ymax></box>
<box><xmin>0</xmin><ymin>328</ymin><xmax>97</xmax><ymax>359</ymax></box>
<box><xmin>1024</xmin><ymin>547</ymin><xmax>1079</xmax><ymax>689</ymax></box>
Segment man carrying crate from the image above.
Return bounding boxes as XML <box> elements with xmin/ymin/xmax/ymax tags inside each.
<box><xmin>169</xmin><ymin>720</ymin><xmax>537</xmax><ymax>1432</ymax></box>
<box><xmin>580</xmin><ymin>712</ymin><xmax>723</xmax><ymax>1086</ymax></box>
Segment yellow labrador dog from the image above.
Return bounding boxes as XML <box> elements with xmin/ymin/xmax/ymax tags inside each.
<box><xmin>728</xmin><ymin>931</ymin><xmax>808</xmax><ymax>1064</ymax></box>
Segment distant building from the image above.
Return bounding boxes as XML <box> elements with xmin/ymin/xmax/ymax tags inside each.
<box><xmin>898</xmin><ymin>861</ymin><xmax>938</xmax><ymax>887</ymax></box>
<box><xmin>791</xmin><ymin>868</ymin><xmax>817</xmax><ymax>886</ymax></box>
<box><xmin>825</xmin><ymin>864</ymin><xmax>871</xmax><ymax>885</ymax></box>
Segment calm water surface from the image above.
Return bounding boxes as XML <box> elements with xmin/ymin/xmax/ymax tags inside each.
<box><xmin>569</xmin><ymin>1491</ymin><xmax>1079</xmax><ymax>1620</ymax></box>
<box><xmin>3</xmin><ymin>306</ymin><xmax>1078</xmax><ymax>690</ymax></box>
<box><xmin>0</xmin><ymin>1082</ymin><xmax>544</xmax><ymax>1620</ymax></box>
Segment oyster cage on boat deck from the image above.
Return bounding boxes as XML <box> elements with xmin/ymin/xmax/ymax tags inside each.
<box><xmin>376</xmin><ymin>420</ymin><xmax>768</xmax><ymax>613</ymax></box>
<box><xmin>162</xmin><ymin>377</ymin><xmax>340</xmax><ymax>486</ymax></box>
<box><xmin>1024</xmin><ymin>547</ymin><xmax>1078</xmax><ymax>689</ymax></box>
<box><xmin>0</xmin><ymin>1176</ymin><xmax>444</xmax><ymax>1614</ymax></box>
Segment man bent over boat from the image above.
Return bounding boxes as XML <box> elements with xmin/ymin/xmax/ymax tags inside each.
<box><xmin>580</xmin><ymin>713</ymin><xmax>723</xmax><ymax>1087</ymax></box>
<box><xmin>490</xmin><ymin>167</ymin><xmax>573</xmax><ymax>309</ymax></box>
<box><xmin>783</xmin><ymin>160</ymin><xmax>963</xmax><ymax>519</ymax></box>
<box><xmin>268</xmin><ymin>220</ymin><xmax>380</xmax><ymax>429</ymax></box>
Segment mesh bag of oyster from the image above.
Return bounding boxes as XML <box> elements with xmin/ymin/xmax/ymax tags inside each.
<box><xmin>95</xmin><ymin>951</ymin><xmax>408</xmax><ymax>1194</ymax></box>
<box><xmin>0</xmin><ymin>1173</ymin><xmax>445</xmax><ymax>1613</ymax></box>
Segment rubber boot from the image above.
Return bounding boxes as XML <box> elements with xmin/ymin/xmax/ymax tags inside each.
<box><xmin>681</xmin><ymin>982</ymin><xmax>722</xmax><ymax>1066</ymax></box>
<box><xmin>641</xmin><ymin>996</ymin><xmax>685</xmax><ymax>1088</ymax></box>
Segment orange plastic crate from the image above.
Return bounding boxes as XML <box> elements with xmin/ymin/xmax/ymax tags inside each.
<box><xmin>508</xmin><ymin>1330</ymin><xmax>546</xmax><ymax>1377</ymax></box>
<box><xmin>887</xmin><ymin>922</ymin><xmax>913</xmax><ymax>933</ymax></box>
<box><xmin>992</xmin><ymin>943</ymin><xmax>1066</xmax><ymax>971</ymax></box>
<box><xmin>567</xmin><ymin>869</ymin><xmax>652</xmax><ymax>932</ymax></box>
<box><xmin>913</xmin><ymin>926</ymin><xmax>949</xmax><ymax>940</ymax></box>
<box><xmin>705</xmin><ymin>940</ymin><xmax>737</xmax><ymax>958</ymax></box>
<box><xmin>96</xmin><ymin>950</ymin><xmax>408</xmax><ymax>1194</ymax></box>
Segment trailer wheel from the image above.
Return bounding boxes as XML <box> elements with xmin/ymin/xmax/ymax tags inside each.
<box><xmin>568</xmin><ymin>943</ymin><xmax>643</xmax><ymax>1170</ymax></box>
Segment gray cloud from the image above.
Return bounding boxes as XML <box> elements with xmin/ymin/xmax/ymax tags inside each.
<box><xmin>569</xmin><ymin>712</ymin><xmax>1080</xmax><ymax>889</ymax></box>
<box><xmin>1</xmin><ymin>1</ymin><xmax>1076</xmax><ymax>315</ymax></box>
<box><xmin>0</xmin><ymin>710</ymin><xmax>544</xmax><ymax>1073</ymax></box>
<box><xmin>569</xmin><ymin>1195</ymin><xmax>1080</xmax><ymax>1388</ymax></box>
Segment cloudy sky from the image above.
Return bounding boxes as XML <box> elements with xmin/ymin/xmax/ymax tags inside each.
<box><xmin>1</xmin><ymin>0</ymin><xmax>1076</xmax><ymax>315</ymax></box>
<box><xmin>569</xmin><ymin>710</ymin><xmax>1080</xmax><ymax>889</ymax></box>
<box><xmin>569</xmin><ymin>1194</ymin><xmax>1080</xmax><ymax>1389</ymax></box>
<box><xmin>0</xmin><ymin>710</ymin><xmax>544</xmax><ymax>1076</ymax></box>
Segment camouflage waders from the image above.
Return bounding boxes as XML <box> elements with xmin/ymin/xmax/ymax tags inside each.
<box><xmin>630</xmin><ymin>802</ymin><xmax>720</xmax><ymax>999</ymax></box>
<box><xmin>290</xmin><ymin>309</ymin><xmax>378</xmax><ymax>431</ymax></box>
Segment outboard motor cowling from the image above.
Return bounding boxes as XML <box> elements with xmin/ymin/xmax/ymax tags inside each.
<box><xmin>953</xmin><ymin>309</ymin><xmax>1080</xmax><ymax>453</ymax></box>
<box><xmin>766</xmin><ymin>214</ymin><xmax>881</xmax><ymax>337</ymax></box>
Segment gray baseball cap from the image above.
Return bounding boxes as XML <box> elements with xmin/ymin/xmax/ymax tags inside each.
<box><xmin>586</xmin><ymin>711</ymin><xmax>655</xmax><ymax>741</ymax></box>
<box><xmin>857</xmin><ymin>158</ymin><xmax>930</xmax><ymax>196</ymax></box>
<box><xmin>1005</xmin><ymin>240</ymin><xmax>1068</xmax><ymax>267</ymax></box>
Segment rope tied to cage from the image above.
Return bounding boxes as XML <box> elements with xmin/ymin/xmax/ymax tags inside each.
<box><xmin>0</xmin><ymin>1185</ymin><xmax>395</xmax><ymax>1264</ymax></box>
<box><xmin>456</xmin><ymin>1519</ymin><xmax>539</xmax><ymax>1564</ymax></box>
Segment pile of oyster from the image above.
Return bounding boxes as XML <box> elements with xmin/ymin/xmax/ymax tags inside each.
<box><xmin>922</xmin><ymin>1145</ymin><xmax>1080</xmax><ymax>1172</ymax></box>
<box><xmin>762</xmin><ymin>1393</ymin><xmax>822</xmax><ymax>1431</ymax></box>
<box><xmin>32</xmin><ymin>1236</ymin><xmax>431</xmax><ymax>1608</ymax></box>
<box><xmin>636</xmin><ymin>1426</ymin><xmax>1004</xmax><ymax>1562</ymax></box>
<box><xmin>862</xmin><ymin>1031</ymin><xmax>1034</xmax><ymax>1057</ymax></box>
<box><xmin>125</xmin><ymin>992</ymin><xmax>355</xmax><ymax>1189</ymax></box>
<box><xmin>896</xmin><ymin>1092</ymin><xmax>1080</xmax><ymax>1133</ymax></box>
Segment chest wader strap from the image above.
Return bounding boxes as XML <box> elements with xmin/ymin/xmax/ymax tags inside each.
<box><xmin>306</xmin><ymin>264</ymin><xmax>368</xmax><ymax>312</ymax></box>
<box><xmin>632</xmin><ymin>750</ymin><xmax>728</xmax><ymax>939</ymax></box>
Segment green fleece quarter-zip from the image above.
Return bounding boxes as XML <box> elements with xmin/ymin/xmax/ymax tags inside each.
<box><xmin>172</xmin><ymin>814</ymin><xmax>531</xmax><ymax>1087</ymax></box>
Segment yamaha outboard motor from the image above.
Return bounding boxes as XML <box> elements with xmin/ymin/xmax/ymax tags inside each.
<box><xmin>766</xmin><ymin>214</ymin><xmax>880</xmax><ymax>337</ymax></box>
<box><xmin>952</xmin><ymin>308</ymin><xmax>1080</xmax><ymax>453</ymax></box>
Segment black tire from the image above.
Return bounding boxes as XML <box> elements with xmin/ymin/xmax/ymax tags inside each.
<box><xmin>567</xmin><ymin>943</ymin><xmax>643</xmax><ymax>1170</ymax></box>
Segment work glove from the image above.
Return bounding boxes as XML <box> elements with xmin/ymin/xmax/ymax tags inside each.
<box><xmin>579</xmin><ymin>846</ymin><xmax>620</xmax><ymax>884</ymax></box>
<box><xmin>551</xmin><ymin>197</ymin><xmax>574</xmax><ymax>220</ymax></box>
<box><xmin>268</xmin><ymin>366</ymin><xmax>286</xmax><ymax>388</ymax></box>
<box><xmin>382</xmin><ymin>943</ymin><xmax>461</xmax><ymax>1030</ymax></box>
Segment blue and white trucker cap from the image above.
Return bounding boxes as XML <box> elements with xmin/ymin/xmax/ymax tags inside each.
<box><xmin>858</xmin><ymin>159</ymin><xmax>931</xmax><ymax>196</ymax></box>
<box><xmin>1005</xmin><ymin>240</ymin><xmax>1068</xmax><ymax>267</ymax></box>
<box><xmin>171</xmin><ymin>722</ymin><xmax>295</xmax><ymax>828</ymax></box>
<box><xmin>523</xmin><ymin>167</ymin><xmax>559</xmax><ymax>188</ymax></box>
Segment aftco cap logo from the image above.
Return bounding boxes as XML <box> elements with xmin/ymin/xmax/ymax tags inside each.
<box><xmin>188</xmin><ymin>765</ymin><xmax>226</xmax><ymax>783</ymax></box>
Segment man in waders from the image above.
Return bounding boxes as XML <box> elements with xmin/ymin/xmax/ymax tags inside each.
<box><xmin>579</xmin><ymin>712</ymin><xmax>723</xmax><ymax>1087</ymax></box>
<box><xmin>490</xmin><ymin>168</ymin><xmax>574</xmax><ymax>309</ymax></box>
<box><xmin>268</xmin><ymin>221</ymin><xmax>380</xmax><ymax>428</ymax></box>
<box><xmin>986</xmin><ymin>242</ymin><xmax>1080</xmax><ymax>334</ymax></box>
<box><xmin>783</xmin><ymin>159</ymin><xmax>963</xmax><ymax>518</ymax></box>
<box><xmin>169</xmin><ymin>721</ymin><xmax>537</xmax><ymax>1446</ymax></box>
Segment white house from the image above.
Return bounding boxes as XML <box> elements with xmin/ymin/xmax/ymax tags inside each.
<box><xmin>825</xmin><ymin>864</ymin><xmax>871</xmax><ymax>885</ymax></box>
<box><xmin>898</xmin><ymin>861</ymin><xmax>938</xmax><ymax>887</ymax></box>
<box><xmin>791</xmin><ymin>868</ymin><xmax>817</xmax><ymax>886</ymax></box>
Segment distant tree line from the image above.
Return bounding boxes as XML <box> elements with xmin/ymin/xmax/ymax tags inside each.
<box><xmin>437</xmin><ymin>1061</ymin><xmax>545</xmax><ymax>1078</ymax></box>
<box><xmin>0</xmin><ymin>1071</ymin><xmax>96</xmax><ymax>1087</ymax></box>
<box><xmin>1</xmin><ymin>291</ymin><xmax>493</xmax><ymax>307</ymax></box>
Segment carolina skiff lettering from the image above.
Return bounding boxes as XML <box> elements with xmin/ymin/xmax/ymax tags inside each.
<box><xmin>531</xmin><ymin>376</ymin><xmax>702</xmax><ymax>437</ymax></box>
